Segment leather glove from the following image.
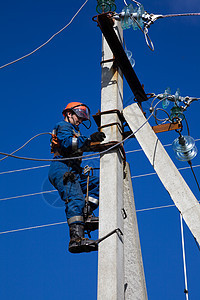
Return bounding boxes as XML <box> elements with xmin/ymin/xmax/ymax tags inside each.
<box><xmin>90</xmin><ymin>132</ymin><xmax>106</xmax><ymax>142</ymax></box>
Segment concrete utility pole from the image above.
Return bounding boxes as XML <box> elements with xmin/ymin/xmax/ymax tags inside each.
<box><xmin>124</xmin><ymin>103</ymin><xmax>200</xmax><ymax>247</ymax></box>
<box><xmin>124</xmin><ymin>163</ymin><xmax>148</xmax><ymax>300</ymax></box>
<box><xmin>97</xmin><ymin>20</ymin><xmax>124</xmax><ymax>300</ymax></box>
<box><xmin>97</xmin><ymin>20</ymin><xmax>147</xmax><ymax>299</ymax></box>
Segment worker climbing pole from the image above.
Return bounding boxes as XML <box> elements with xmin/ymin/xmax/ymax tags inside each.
<box><xmin>48</xmin><ymin>102</ymin><xmax>106</xmax><ymax>253</ymax></box>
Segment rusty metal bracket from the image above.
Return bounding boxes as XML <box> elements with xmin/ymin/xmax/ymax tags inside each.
<box><xmin>93</xmin><ymin>109</ymin><xmax>125</xmax><ymax>127</ymax></box>
<box><xmin>89</xmin><ymin>141</ymin><xmax>126</xmax><ymax>163</ymax></box>
<box><xmin>90</xmin><ymin>228</ymin><xmax>124</xmax><ymax>245</ymax></box>
<box><xmin>93</xmin><ymin>109</ymin><xmax>125</xmax><ymax>137</ymax></box>
<box><xmin>123</xmin><ymin>121</ymin><xmax>183</xmax><ymax>139</ymax></box>
<box><xmin>100</xmin><ymin>122</ymin><xmax>124</xmax><ymax>136</ymax></box>
<box><xmin>152</xmin><ymin>122</ymin><xmax>182</xmax><ymax>133</ymax></box>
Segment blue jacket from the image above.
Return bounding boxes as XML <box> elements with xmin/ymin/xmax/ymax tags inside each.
<box><xmin>52</xmin><ymin>120</ymin><xmax>89</xmax><ymax>169</ymax></box>
<box><xmin>54</xmin><ymin>121</ymin><xmax>88</xmax><ymax>152</ymax></box>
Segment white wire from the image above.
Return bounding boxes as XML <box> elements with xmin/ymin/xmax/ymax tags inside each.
<box><xmin>0</xmin><ymin>164</ymin><xmax>50</xmax><ymax>175</ymax></box>
<box><xmin>0</xmin><ymin>205</ymin><xmax>177</xmax><ymax>236</ymax></box>
<box><xmin>180</xmin><ymin>214</ymin><xmax>189</xmax><ymax>300</ymax></box>
<box><xmin>0</xmin><ymin>0</ymin><xmax>89</xmax><ymax>70</ymax></box>
<box><xmin>0</xmin><ymin>139</ymin><xmax>199</xmax><ymax>176</ymax></box>
<box><xmin>0</xmin><ymin>132</ymin><xmax>51</xmax><ymax>162</ymax></box>
<box><xmin>136</xmin><ymin>204</ymin><xmax>175</xmax><ymax>212</ymax></box>
<box><xmin>0</xmin><ymin>190</ymin><xmax>56</xmax><ymax>201</ymax></box>
<box><xmin>0</xmin><ymin>221</ymin><xmax>67</xmax><ymax>235</ymax></box>
<box><xmin>0</xmin><ymin>100</ymin><xmax>161</xmax><ymax>162</ymax></box>
<box><xmin>131</xmin><ymin>164</ymin><xmax>200</xmax><ymax>179</ymax></box>
<box><xmin>130</xmin><ymin>0</ymin><xmax>141</xmax><ymax>7</ymax></box>
<box><xmin>1</xmin><ymin>202</ymin><xmax>200</xmax><ymax>235</ymax></box>
<box><xmin>0</xmin><ymin>156</ymin><xmax>100</xmax><ymax>176</ymax></box>
<box><xmin>0</xmin><ymin>164</ymin><xmax>199</xmax><ymax>202</ymax></box>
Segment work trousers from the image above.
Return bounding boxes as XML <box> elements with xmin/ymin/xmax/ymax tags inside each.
<box><xmin>48</xmin><ymin>158</ymin><xmax>99</xmax><ymax>222</ymax></box>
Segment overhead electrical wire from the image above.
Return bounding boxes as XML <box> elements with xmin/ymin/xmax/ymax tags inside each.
<box><xmin>162</xmin><ymin>13</ymin><xmax>200</xmax><ymax>18</ymax></box>
<box><xmin>0</xmin><ymin>154</ymin><xmax>101</xmax><ymax>175</ymax></box>
<box><xmin>0</xmin><ymin>0</ymin><xmax>89</xmax><ymax>70</ymax></box>
<box><xmin>0</xmin><ymin>201</ymin><xmax>200</xmax><ymax>235</ymax></box>
<box><xmin>0</xmin><ymin>204</ymin><xmax>181</xmax><ymax>235</ymax></box>
<box><xmin>1</xmin><ymin>164</ymin><xmax>200</xmax><ymax>202</ymax></box>
<box><xmin>0</xmin><ymin>98</ymin><xmax>163</xmax><ymax>162</ymax></box>
<box><xmin>188</xmin><ymin>161</ymin><xmax>200</xmax><ymax>192</ymax></box>
<box><xmin>180</xmin><ymin>214</ymin><xmax>189</xmax><ymax>300</ymax></box>
<box><xmin>0</xmin><ymin>99</ymin><xmax>199</xmax><ymax>204</ymax></box>
<box><xmin>131</xmin><ymin>164</ymin><xmax>200</xmax><ymax>179</ymax></box>
<box><xmin>123</xmin><ymin>0</ymin><xmax>141</xmax><ymax>7</ymax></box>
<box><xmin>0</xmin><ymin>132</ymin><xmax>51</xmax><ymax>162</ymax></box>
<box><xmin>0</xmin><ymin>140</ymin><xmax>199</xmax><ymax>176</ymax></box>
<box><xmin>118</xmin><ymin>2</ymin><xmax>200</xmax><ymax>51</ymax></box>
<box><xmin>0</xmin><ymin>190</ymin><xmax>56</xmax><ymax>202</ymax></box>
<box><xmin>0</xmin><ymin>165</ymin><xmax>50</xmax><ymax>175</ymax></box>
<box><xmin>0</xmin><ymin>221</ymin><xmax>67</xmax><ymax>235</ymax></box>
<box><xmin>2</xmin><ymin>201</ymin><xmax>200</xmax><ymax>236</ymax></box>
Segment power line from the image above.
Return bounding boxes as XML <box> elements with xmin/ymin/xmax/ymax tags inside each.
<box><xmin>1</xmin><ymin>201</ymin><xmax>200</xmax><ymax>235</ymax></box>
<box><xmin>136</xmin><ymin>204</ymin><xmax>175</xmax><ymax>212</ymax></box>
<box><xmin>0</xmin><ymin>221</ymin><xmax>67</xmax><ymax>235</ymax></box>
<box><xmin>0</xmin><ymin>99</ymin><xmax>166</xmax><ymax>162</ymax></box>
<box><xmin>126</xmin><ymin>138</ymin><xmax>200</xmax><ymax>155</ymax></box>
<box><xmin>0</xmin><ymin>163</ymin><xmax>198</xmax><ymax>204</ymax></box>
<box><xmin>162</xmin><ymin>13</ymin><xmax>200</xmax><ymax>18</ymax></box>
<box><xmin>0</xmin><ymin>164</ymin><xmax>50</xmax><ymax>175</ymax></box>
<box><xmin>0</xmin><ymin>132</ymin><xmax>51</xmax><ymax>162</ymax></box>
<box><xmin>0</xmin><ymin>0</ymin><xmax>89</xmax><ymax>70</ymax></box>
<box><xmin>131</xmin><ymin>164</ymin><xmax>200</xmax><ymax>179</ymax></box>
<box><xmin>0</xmin><ymin>190</ymin><xmax>56</xmax><ymax>202</ymax></box>
<box><xmin>0</xmin><ymin>154</ymin><xmax>101</xmax><ymax>175</ymax></box>
<box><xmin>0</xmin><ymin>138</ymin><xmax>199</xmax><ymax>176</ymax></box>
<box><xmin>0</xmin><ymin>204</ymin><xmax>179</xmax><ymax>235</ymax></box>
<box><xmin>0</xmin><ymin>165</ymin><xmax>199</xmax><ymax>202</ymax></box>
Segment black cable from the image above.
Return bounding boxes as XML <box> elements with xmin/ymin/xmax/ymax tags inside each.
<box><xmin>194</xmin><ymin>236</ymin><xmax>200</xmax><ymax>252</ymax></box>
<box><xmin>188</xmin><ymin>160</ymin><xmax>200</xmax><ymax>192</ymax></box>
<box><xmin>0</xmin><ymin>99</ymin><xmax>163</xmax><ymax>162</ymax></box>
<box><xmin>184</xmin><ymin>116</ymin><xmax>190</xmax><ymax>136</ymax></box>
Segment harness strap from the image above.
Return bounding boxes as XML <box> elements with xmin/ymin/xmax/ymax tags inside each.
<box><xmin>88</xmin><ymin>196</ymin><xmax>99</xmax><ymax>206</ymax></box>
<box><xmin>72</xmin><ymin>137</ymin><xmax>78</xmax><ymax>150</ymax></box>
<box><xmin>68</xmin><ymin>216</ymin><xmax>84</xmax><ymax>225</ymax></box>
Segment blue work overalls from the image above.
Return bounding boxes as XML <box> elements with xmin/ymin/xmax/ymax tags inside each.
<box><xmin>48</xmin><ymin>121</ymin><xmax>99</xmax><ymax>224</ymax></box>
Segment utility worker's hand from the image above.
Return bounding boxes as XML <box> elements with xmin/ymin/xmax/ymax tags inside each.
<box><xmin>90</xmin><ymin>132</ymin><xmax>106</xmax><ymax>142</ymax></box>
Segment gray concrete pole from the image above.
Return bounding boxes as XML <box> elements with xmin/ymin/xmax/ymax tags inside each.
<box><xmin>124</xmin><ymin>163</ymin><xmax>148</xmax><ymax>300</ymax></box>
<box><xmin>97</xmin><ymin>20</ymin><xmax>124</xmax><ymax>300</ymax></box>
<box><xmin>124</xmin><ymin>103</ymin><xmax>200</xmax><ymax>246</ymax></box>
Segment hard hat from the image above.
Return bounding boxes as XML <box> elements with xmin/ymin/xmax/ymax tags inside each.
<box><xmin>62</xmin><ymin>102</ymin><xmax>91</xmax><ymax>128</ymax></box>
<box><xmin>62</xmin><ymin>102</ymin><xmax>90</xmax><ymax>120</ymax></box>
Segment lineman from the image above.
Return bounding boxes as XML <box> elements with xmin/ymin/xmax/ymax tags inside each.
<box><xmin>48</xmin><ymin>102</ymin><xmax>105</xmax><ymax>253</ymax></box>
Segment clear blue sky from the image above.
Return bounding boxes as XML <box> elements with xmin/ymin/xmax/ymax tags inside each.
<box><xmin>0</xmin><ymin>0</ymin><xmax>200</xmax><ymax>299</ymax></box>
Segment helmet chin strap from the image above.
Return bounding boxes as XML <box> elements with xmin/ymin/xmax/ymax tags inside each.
<box><xmin>65</xmin><ymin>112</ymin><xmax>91</xmax><ymax>129</ymax></box>
<box><xmin>82</xmin><ymin>119</ymin><xmax>91</xmax><ymax>129</ymax></box>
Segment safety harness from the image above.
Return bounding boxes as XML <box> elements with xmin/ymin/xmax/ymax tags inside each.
<box><xmin>50</xmin><ymin>128</ymin><xmax>83</xmax><ymax>159</ymax></box>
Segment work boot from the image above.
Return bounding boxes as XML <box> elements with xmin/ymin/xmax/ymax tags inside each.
<box><xmin>83</xmin><ymin>203</ymin><xmax>99</xmax><ymax>231</ymax></box>
<box><xmin>68</xmin><ymin>223</ymin><xmax>98</xmax><ymax>254</ymax></box>
<box><xmin>85</xmin><ymin>215</ymin><xmax>99</xmax><ymax>231</ymax></box>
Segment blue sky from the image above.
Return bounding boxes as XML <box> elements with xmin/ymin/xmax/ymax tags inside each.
<box><xmin>0</xmin><ymin>0</ymin><xmax>200</xmax><ymax>299</ymax></box>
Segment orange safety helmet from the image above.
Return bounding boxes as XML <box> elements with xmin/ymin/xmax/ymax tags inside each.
<box><xmin>62</xmin><ymin>102</ymin><xmax>91</xmax><ymax>128</ymax></box>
